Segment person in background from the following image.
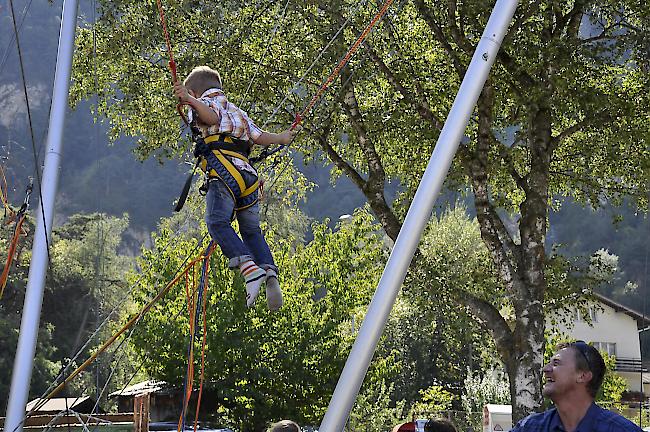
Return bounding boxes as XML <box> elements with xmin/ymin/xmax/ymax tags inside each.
<box><xmin>424</xmin><ymin>418</ymin><xmax>457</xmax><ymax>432</ymax></box>
<box><xmin>268</xmin><ymin>419</ymin><xmax>300</xmax><ymax>432</ymax></box>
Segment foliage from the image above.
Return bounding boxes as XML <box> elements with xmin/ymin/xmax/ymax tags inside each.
<box><xmin>380</xmin><ymin>204</ymin><xmax>495</xmax><ymax>405</ymax></box>
<box><xmin>549</xmin><ymin>200</ymin><xmax>650</xmax><ymax>311</ymax></box>
<box><xmin>348</xmin><ymin>379</ymin><xmax>407</xmax><ymax>432</ymax></box>
<box><xmin>129</xmin><ymin>209</ymin><xmax>385</xmax><ymax>431</ymax></box>
<box><xmin>598</xmin><ymin>353</ymin><xmax>627</xmax><ymax>403</ymax></box>
<box><xmin>461</xmin><ymin>368</ymin><xmax>510</xmax><ymax>415</ymax></box>
<box><xmin>0</xmin><ymin>212</ymin><xmax>135</xmax><ymax>408</ymax></box>
<box><xmin>410</xmin><ymin>384</ymin><xmax>455</xmax><ymax>416</ymax></box>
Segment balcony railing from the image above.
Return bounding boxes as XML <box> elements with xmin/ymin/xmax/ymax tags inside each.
<box><xmin>614</xmin><ymin>357</ymin><xmax>647</xmax><ymax>373</ymax></box>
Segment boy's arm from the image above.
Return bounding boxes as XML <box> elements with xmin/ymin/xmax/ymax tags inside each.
<box><xmin>173</xmin><ymin>81</ymin><xmax>219</xmax><ymax>125</ymax></box>
<box><xmin>254</xmin><ymin>129</ymin><xmax>298</xmax><ymax>147</ymax></box>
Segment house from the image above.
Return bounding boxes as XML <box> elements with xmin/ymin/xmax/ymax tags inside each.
<box><xmin>547</xmin><ymin>292</ymin><xmax>650</xmax><ymax>396</ymax></box>
<box><xmin>109</xmin><ymin>380</ymin><xmax>178</xmax><ymax>422</ymax></box>
<box><xmin>109</xmin><ymin>380</ymin><xmax>220</xmax><ymax>423</ymax></box>
<box><xmin>24</xmin><ymin>396</ymin><xmax>102</xmax><ymax>414</ymax></box>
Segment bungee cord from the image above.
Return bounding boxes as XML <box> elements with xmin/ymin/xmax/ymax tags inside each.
<box><xmin>20</xmin><ymin>228</ymin><xmax>208</xmax><ymax>426</ymax></box>
<box><xmin>21</xmin><ymin>0</ymin><xmax>401</xmax><ymax>425</ymax></box>
<box><xmin>239</xmin><ymin>0</ymin><xmax>292</xmax><ymax>110</ymax></box>
<box><xmin>8</xmin><ymin>0</ymin><xmax>52</xmax><ymax>268</ymax></box>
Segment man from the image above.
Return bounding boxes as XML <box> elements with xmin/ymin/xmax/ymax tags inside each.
<box><xmin>512</xmin><ymin>341</ymin><xmax>641</xmax><ymax>431</ymax></box>
<box><xmin>268</xmin><ymin>420</ymin><xmax>300</xmax><ymax>432</ymax></box>
<box><xmin>424</xmin><ymin>418</ymin><xmax>457</xmax><ymax>432</ymax></box>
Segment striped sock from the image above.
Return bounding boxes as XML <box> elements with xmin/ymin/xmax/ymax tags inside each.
<box><xmin>239</xmin><ymin>261</ymin><xmax>266</xmax><ymax>307</ymax></box>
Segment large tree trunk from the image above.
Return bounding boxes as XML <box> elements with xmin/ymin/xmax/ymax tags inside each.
<box><xmin>313</xmin><ymin>0</ymin><xmax>557</xmax><ymax>422</ymax></box>
<box><xmin>458</xmin><ymin>85</ymin><xmax>551</xmax><ymax>420</ymax></box>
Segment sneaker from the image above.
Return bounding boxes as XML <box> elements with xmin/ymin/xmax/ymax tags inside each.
<box><xmin>239</xmin><ymin>261</ymin><xmax>266</xmax><ymax>307</ymax></box>
<box><xmin>265</xmin><ymin>268</ymin><xmax>283</xmax><ymax>311</ymax></box>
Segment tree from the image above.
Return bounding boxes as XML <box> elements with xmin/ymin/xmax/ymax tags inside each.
<box><xmin>129</xmin><ymin>209</ymin><xmax>386</xmax><ymax>431</ymax></box>
<box><xmin>72</xmin><ymin>0</ymin><xmax>650</xmax><ymax>421</ymax></box>
<box><xmin>0</xmin><ymin>212</ymin><xmax>134</xmax><ymax>408</ymax></box>
<box><xmin>379</xmin><ymin>205</ymin><xmax>497</xmax><ymax>406</ymax></box>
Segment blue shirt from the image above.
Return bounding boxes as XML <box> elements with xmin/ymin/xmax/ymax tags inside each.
<box><xmin>511</xmin><ymin>403</ymin><xmax>641</xmax><ymax>432</ymax></box>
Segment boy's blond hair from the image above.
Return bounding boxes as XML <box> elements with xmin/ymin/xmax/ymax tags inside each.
<box><xmin>183</xmin><ymin>66</ymin><xmax>222</xmax><ymax>96</ymax></box>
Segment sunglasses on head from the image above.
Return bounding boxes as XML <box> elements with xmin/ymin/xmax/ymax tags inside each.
<box><xmin>570</xmin><ymin>340</ymin><xmax>593</xmax><ymax>372</ymax></box>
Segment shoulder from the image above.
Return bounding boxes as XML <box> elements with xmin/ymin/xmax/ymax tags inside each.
<box><xmin>199</xmin><ymin>88</ymin><xmax>227</xmax><ymax>105</ymax></box>
<box><xmin>511</xmin><ymin>409</ymin><xmax>555</xmax><ymax>431</ymax></box>
<box><xmin>593</xmin><ymin>404</ymin><xmax>642</xmax><ymax>431</ymax></box>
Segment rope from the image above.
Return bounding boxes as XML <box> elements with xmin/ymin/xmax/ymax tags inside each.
<box><xmin>252</xmin><ymin>0</ymin><xmax>393</xmax><ymax>167</ymax></box>
<box><xmin>178</xmin><ymin>242</ymin><xmax>214</xmax><ymax>432</ymax></box>
<box><xmin>257</xmin><ymin>0</ymin><xmax>368</xmax><ymax>131</ymax></box>
<box><xmin>28</xmin><ymin>240</ymin><xmax>214</xmax><ymax>414</ymax></box>
<box><xmin>155</xmin><ymin>0</ymin><xmax>177</xmax><ymax>82</ymax></box>
<box><xmin>1</xmin><ymin>165</ymin><xmax>15</xmax><ymax>221</ymax></box>
<box><xmin>294</xmin><ymin>0</ymin><xmax>395</xmax><ymax>128</ymax></box>
<box><xmin>239</xmin><ymin>0</ymin><xmax>292</xmax><ymax>110</ymax></box>
<box><xmin>0</xmin><ymin>0</ymin><xmax>33</xmax><ymax>74</ymax></box>
<box><xmin>87</xmin><ymin>236</ymin><xmax>211</xmax><ymax>417</ymax></box>
<box><xmin>155</xmin><ymin>0</ymin><xmax>188</xmax><ymax>124</ymax></box>
<box><xmin>8</xmin><ymin>0</ymin><xmax>52</xmax><ymax>267</ymax></box>
<box><xmin>0</xmin><ymin>178</ymin><xmax>32</xmax><ymax>298</ymax></box>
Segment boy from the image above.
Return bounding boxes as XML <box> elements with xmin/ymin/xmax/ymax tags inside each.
<box><xmin>173</xmin><ymin>66</ymin><xmax>296</xmax><ymax>311</ymax></box>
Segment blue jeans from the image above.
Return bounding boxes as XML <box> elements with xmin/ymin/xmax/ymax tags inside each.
<box><xmin>205</xmin><ymin>172</ymin><xmax>276</xmax><ymax>271</ymax></box>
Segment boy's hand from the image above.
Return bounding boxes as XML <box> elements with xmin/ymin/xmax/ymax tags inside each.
<box><xmin>173</xmin><ymin>81</ymin><xmax>192</xmax><ymax>104</ymax></box>
<box><xmin>278</xmin><ymin>128</ymin><xmax>299</xmax><ymax>145</ymax></box>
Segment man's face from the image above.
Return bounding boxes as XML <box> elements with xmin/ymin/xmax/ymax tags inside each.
<box><xmin>542</xmin><ymin>347</ymin><xmax>591</xmax><ymax>399</ymax></box>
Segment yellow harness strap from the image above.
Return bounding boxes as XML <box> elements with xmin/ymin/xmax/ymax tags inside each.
<box><xmin>199</xmin><ymin>134</ymin><xmax>259</xmax><ymax>211</ymax></box>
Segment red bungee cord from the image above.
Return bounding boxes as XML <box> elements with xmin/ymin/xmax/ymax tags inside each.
<box><xmin>291</xmin><ymin>0</ymin><xmax>395</xmax><ymax>130</ymax></box>
<box><xmin>155</xmin><ymin>0</ymin><xmax>188</xmax><ymax>124</ymax></box>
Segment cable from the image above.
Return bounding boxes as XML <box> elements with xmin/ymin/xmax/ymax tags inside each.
<box><xmin>25</xmin><ymin>248</ymin><xmax>207</xmax><ymax>420</ymax></box>
<box><xmin>239</xmin><ymin>0</ymin><xmax>291</xmax><ymax>110</ymax></box>
<box><xmin>0</xmin><ymin>0</ymin><xmax>33</xmax><ymax>74</ymax></box>
<box><xmin>251</xmin><ymin>0</ymin><xmax>391</xmax><ymax>175</ymax></box>
<box><xmin>0</xmin><ymin>178</ymin><xmax>32</xmax><ymax>298</ymax></box>
<box><xmin>296</xmin><ymin>0</ymin><xmax>395</xmax><ymax>126</ymax></box>
<box><xmin>257</xmin><ymin>0</ymin><xmax>367</xmax><ymax>131</ymax></box>
<box><xmin>8</xmin><ymin>0</ymin><xmax>52</xmax><ymax>267</ymax></box>
<box><xmin>19</xmin><ymin>223</ymin><xmax>207</xmax><ymax>428</ymax></box>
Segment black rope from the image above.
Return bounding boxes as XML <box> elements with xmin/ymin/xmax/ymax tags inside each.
<box><xmin>8</xmin><ymin>0</ymin><xmax>52</xmax><ymax>266</ymax></box>
<box><xmin>20</xmin><ymin>231</ymin><xmax>209</xmax><ymax>430</ymax></box>
<box><xmin>0</xmin><ymin>0</ymin><xmax>33</xmax><ymax>74</ymax></box>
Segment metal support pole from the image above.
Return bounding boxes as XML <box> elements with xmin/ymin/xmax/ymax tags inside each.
<box><xmin>318</xmin><ymin>1</ymin><xmax>519</xmax><ymax>430</ymax></box>
<box><xmin>3</xmin><ymin>1</ymin><xmax>79</xmax><ymax>431</ymax></box>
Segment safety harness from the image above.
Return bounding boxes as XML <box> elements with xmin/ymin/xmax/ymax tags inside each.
<box><xmin>175</xmin><ymin>125</ymin><xmax>260</xmax><ymax>213</ymax></box>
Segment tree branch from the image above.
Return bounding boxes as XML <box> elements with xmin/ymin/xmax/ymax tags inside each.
<box><xmin>452</xmin><ymin>290</ymin><xmax>514</xmax><ymax>349</ymax></box>
<box><xmin>550</xmin><ymin>111</ymin><xmax>613</xmax><ymax>149</ymax></box>
<box><xmin>413</xmin><ymin>0</ymin><xmax>466</xmax><ymax>76</ymax></box>
<box><xmin>460</xmin><ymin>85</ymin><xmax>520</xmax><ymax>289</ymax></box>
<box><xmin>362</xmin><ymin>41</ymin><xmax>444</xmax><ymax>131</ymax></box>
<box><xmin>446</xmin><ymin>0</ymin><xmax>472</xmax><ymax>54</ymax></box>
<box><xmin>314</xmin><ymin>122</ymin><xmax>367</xmax><ymax>190</ymax></box>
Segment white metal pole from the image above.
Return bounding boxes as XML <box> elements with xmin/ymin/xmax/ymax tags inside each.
<box><xmin>318</xmin><ymin>1</ymin><xmax>519</xmax><ymax>431</ymax></box>
<box><xmin>3</xmin><ymin>1</ymin><xmax>79</xmax><ymax>431</ymax></box>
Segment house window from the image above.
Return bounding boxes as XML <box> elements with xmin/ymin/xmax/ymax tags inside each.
<box><xmin>575</xmin><ymin>307</ymin><xmax>598</xmax><ymax>323</ymax></box>
<box><xmin>592</xmin><ymin>341</ymin><xmax>616</xmax><ymax>356</ymax></box>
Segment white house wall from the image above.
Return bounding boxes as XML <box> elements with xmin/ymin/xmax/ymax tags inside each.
<box><xmin>548</xmin><ymin>301</ymin><xmax>641</xmax><ymax>359</ymax></box>
<box><xmin>547</xmin><ymin>300</ymin><xmax>644</xmax><ymax>394</ymax></box>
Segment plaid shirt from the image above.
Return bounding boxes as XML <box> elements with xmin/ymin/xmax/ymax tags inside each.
<box><xmin>511</xmin><ymin>403</ymin><xmax>641</xmax><ymax>432</ymax></box>
<box><xmin>190</xmin><ymin>88</ymin><xmax>263</xmax><ymax>143</ymax></box>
